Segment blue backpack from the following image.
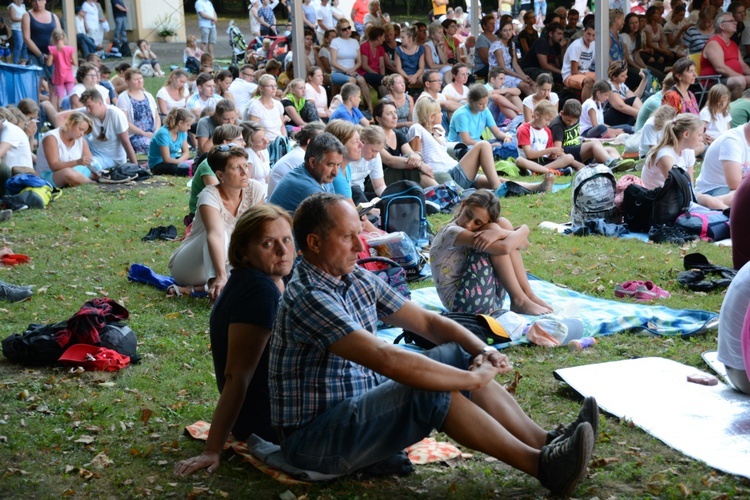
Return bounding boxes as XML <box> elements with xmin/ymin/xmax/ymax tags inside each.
<box><xmin>5</xmin><ymin>174</ymin><xmax>50</xmax><ymax>196</ymax></box>
<box><xmin>377</xmin><ymin>180</ymin><xmax>428</xmax><ymax>243</ymax></box>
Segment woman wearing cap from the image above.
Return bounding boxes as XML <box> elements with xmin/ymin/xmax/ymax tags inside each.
<box><xmin>173</xmin><ymin>204</ymin><xmax>295</xmax><ymax>476</ymax></box>
<box><xmin>168</xmin><ymin>145</ymin><xmax>265</xmax><ymax>301</ymax></box>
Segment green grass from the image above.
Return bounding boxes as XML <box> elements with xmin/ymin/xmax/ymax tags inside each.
<box><xmin>0</xmin><ymin>148</ymin><xmax>748</xmax><ymax>495</ymax></box>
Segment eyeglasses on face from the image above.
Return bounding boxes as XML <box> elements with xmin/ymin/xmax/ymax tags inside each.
<box><xmin>340</xmin><ymin>26</ymin><xmax>351</xmax><ymax>31</ymax></box>
<box><xmin>216</xmin><ymin>143</ymin><xmax>240</xmax><ymax>152</ymax></box>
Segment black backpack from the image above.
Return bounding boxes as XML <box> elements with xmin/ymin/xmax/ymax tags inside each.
<box><xmin>2</xmin><ymin>322</ymin><xmax>67</xmax><ymax>366</ymax></box>
<box><xmin>377</xmin><ymin>180</ymin><xmax>427</xmax><ymax>242</ymax></box>
<box><xmin>395</xmin><ymin>312</ymin><xmax>513</xmax><ymax>349</ymax></box>
<box><xmin>185</xmin><ymin>56</ymin><xmax>200</xmax><ymax>75</ymax></box>
<box><xmin>622</xmin><ymin>167</ymin><xmax>693</xmax><ymax>232</ymax></box>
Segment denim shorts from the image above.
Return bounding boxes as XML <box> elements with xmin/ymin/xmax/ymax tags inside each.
<box><xmin>42</xmin><ymin>166</ymin><xmax>92</xmax><ymax>187</ymax></box>
<box><xmin>281</xmin><ymin>342</ymin><xmax>472</xmax><ymax>475</ymax></box>
<box><xmin>448</xmin><ymin>164</ymin><xmax>475</xmax><ymax>189</ymax></box>
<box><xmin>703</xmin><ymin>185</ymin><xmax>731</xmax><ymax>197</ymax></box>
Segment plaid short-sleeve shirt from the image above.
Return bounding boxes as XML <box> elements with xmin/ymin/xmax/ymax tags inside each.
<box><xmin>269</xmin><ymin>259</ymin><xmax>406</xmax><ymax>432</ymax></box>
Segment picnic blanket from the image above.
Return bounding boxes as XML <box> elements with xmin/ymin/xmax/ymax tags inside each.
<box><xmin>539</xmin><ymin>221</ymin><xmax>732</xmax><ymax>245</ymax></box>
<box><xmin>381</xmin><ymin>278</ymin><xmax>717</xmax><ymax>348</ymax></box>
<box><xmin>184</xmin><ymin>421</ymin><xmax>462</xmax><ymax>484</ymax></box>
<box><xmin>554</xmin><ymin>357</ymin><xmax>750</xmax><ymax>480</ymax></box>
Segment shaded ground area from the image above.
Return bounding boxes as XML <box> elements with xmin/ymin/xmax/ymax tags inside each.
<box><xmin>104</xmin><ymin>13</ymin><xmax>249</xmax><ymax>69</ymax></box>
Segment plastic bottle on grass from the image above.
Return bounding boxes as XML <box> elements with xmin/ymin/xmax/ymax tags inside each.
<box><xmin>568</xmin><ymin>338</ymin><xmax>597</xmax><ymax>351</ymax></box>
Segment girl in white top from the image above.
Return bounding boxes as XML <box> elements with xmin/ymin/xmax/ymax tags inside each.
<box><xmin>305</xmin><ymin>66</ymin><xmax>330</xmax><ymax>121</ymax></box>
<box><xmin>580</xmin><ymin>81</ymin><xmax>623</xmax><ymax>138</ymax></box>
<box><xmin>35</xmin><ymin>112</ymin><xmax>95</xmax><ymax>187</ymax></box>
<box><xmin>423</xmin><ymin>22</ymin><xmax>453</xmax><ymax>84</ymax></box>
<box><xmin>241</xmin><ymin>122</ymin><xmax>271</xmax><ymax>196</ymax></box>
<box><xmin>700</xmin><ymin>84</ymin><xmax>732</xmax><ymax>145</ymax></box>
<box><xmin>329</xmin><ymin>19</ymin><xmax>372</xmax><ymax>113</ymax></box>
<box><xmin>522</xmin><ymin>73</ymin><xmax>559</xmax><ymax>123</ymax></box>
<box><xmin>156</xmin><ymin>69</ymin><xmax>190</xmax><ymax>116</ymax></box>
<box><xmin>408</xmin><ymin>98</ymin><xmax>546</xmax><ymax>193</ymax></box>
<box><xmin>638</xmin><ymin>105</ymin><xmax>676</xmax><ymax>158</ymax></box>
<box><xmin>641</xmin><ymin>113</ymin><xmax>728</xmax><ymax>210</ymax></box>
<box><xmin>247</xmin><ymin>74</ymin><xmax>286</xmax><ymax>142</ymax></box>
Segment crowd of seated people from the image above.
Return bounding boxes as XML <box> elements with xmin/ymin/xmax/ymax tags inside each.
<box><xmin>6</xmin><ymin>4</ymin><xmax>750</xmax><ymax>498</ymax></box>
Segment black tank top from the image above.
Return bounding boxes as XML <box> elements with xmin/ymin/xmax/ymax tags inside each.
<box><xmin>29</xmin><ymin>11</ymin><xmax>57</xmax><ymax>55</ymax></box>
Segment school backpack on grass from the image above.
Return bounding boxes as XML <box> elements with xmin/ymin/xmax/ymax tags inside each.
<box><xmin>571</xmin><ymin>164</ymin><xmax>619</xmax><ymax>225</ymax></box>
<box><xmin>621</xmin><ymin>167</ymin><xmax>693</xmax><ymax>232</ymax></box>
<box><xmin>675</xmin><ymin>208</ymin><xmax>730</xmax><ymax>242</ymax></box>
<box><xmin>377</xmin><ymin>180</ymin><xmax>428</xmax><ymax>243</ymax></box>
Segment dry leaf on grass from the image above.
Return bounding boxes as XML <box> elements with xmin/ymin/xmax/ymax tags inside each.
<box><xmin>140</xmin><ymin>408</ymin><xmax>153</xmax><ymax>424</ymax></box>
<box><xmin>91</xmin><ymin>452</ymin><xmax>113</xmax><ymax>469</ymax></box>
<box><xmin>2</xmin><ymin>468</ymin><xmax>29</xmax><ymax>478</ymax></box>
<box><xmin>74</xmin><ymin>435</ymin><xmax>96</xmax><ymax>444</ymax></box>
<box><xmin>590</xmin><ymin>457</ymin><xmax>620</xmax><ymax>468</ymax></box>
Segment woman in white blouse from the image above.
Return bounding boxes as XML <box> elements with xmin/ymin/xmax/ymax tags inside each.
<box><xmin>156</xmin><ymin>69</ymin><xmax>190</xmax><ymax>117</ymax></box>
<box><xmin>168</xmin><ymin>145</ymin><xmax>265</xmax><ymax>300</ymax></box>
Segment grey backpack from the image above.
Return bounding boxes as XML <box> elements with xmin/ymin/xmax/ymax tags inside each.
<box><xmin>571</xmin><ymin>164</ymin><xmax>619</xmax><ymax>225</ymax></box>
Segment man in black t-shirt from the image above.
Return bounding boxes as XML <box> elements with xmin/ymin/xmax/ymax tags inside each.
<box><xmin>548</xmin><ymin>99</ymin><xmax>635</xmax><ymax>171</ymax></box>
<box><xmin>520</xmin><ymin>22</ymin><xmax>564</xmax><ymax>83</ymax></box>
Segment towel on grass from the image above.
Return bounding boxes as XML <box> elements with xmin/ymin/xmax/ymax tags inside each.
<box><xmin>384</xmin><ymin>278</ymin><xmax>717</xmax><ymax>348</ymax></box>
<box><xmin>184</xmin><ymin>421</ymin><xmax>463</xmax><ymax>484</ymax></box>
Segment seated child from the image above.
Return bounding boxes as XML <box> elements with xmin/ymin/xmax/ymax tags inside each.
<box><xmin>700</xmin><ymin>84</ymin><xmax>731</xmax><ymax>146</ymax></box>
<box><xmin>516</xmin><ymin>100</ymin><xmax>585</xmax><ymax>175</ymax></box>
<box><xmin>484</xmin><ymin>67</ymin><xmax>523</xmax><ymax>122</ymax></box>
<box><xmin>641</xmin><ymin>112</ymin><xmax>728</xmax><ymax>210</ymax></box>
<box><xmin>430</xmin><ymin>190</ymin><xmax>553</xmax><ymax>316</ymax></box>
<box><xmin>639</xmin><ymin>105</ymin><xmax>676</xmax><ymax>158</ymax></box>
<box><xmin>549</xmin><ymin>99</ymin><xmax>634</xmax><ymax>171</ymax></box>
<box><xmin>580</xmin><ymin>80</ymin><xmax>625</xmax><ymax>139</ymax></box>
<box><xmin>447</xmin><ymin>84</ymin><xmax>514</xmax><ymax>145</ymax></box>
<box><xmin>522</xmin><ymin>72</ymin><xmax>559</xmax><ymax>123</ymax></box>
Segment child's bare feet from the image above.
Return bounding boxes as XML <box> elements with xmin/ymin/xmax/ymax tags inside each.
<box><xmin>511</xmin><ymin>298</ymin><xmax>553</xmax><ymax>316</ymax></box>
<box><xmin>529</xmin><ymin>293</ymin><xmax>553</xmax><ymax>312</ymax></box>
<box><xmin>538</xmin><ymin>171</ymin><xmax>555</xmax><ymax>193</ymax></box>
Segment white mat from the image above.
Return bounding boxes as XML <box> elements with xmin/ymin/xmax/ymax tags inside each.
<box><xmin>702</xmin><ymin>350</ymin><xmax>729</xmax><ymax>384</ymax></box>
<box><xmin>554</xmin><ymin>357</ymin><xmax>750</xmax><ymax>479</ymax></box>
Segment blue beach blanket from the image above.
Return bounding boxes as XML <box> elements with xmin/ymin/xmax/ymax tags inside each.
<box><xmin>379</xmin><ymin>276</ymin><xmax>718</xmax><ymax>348</ymax></box>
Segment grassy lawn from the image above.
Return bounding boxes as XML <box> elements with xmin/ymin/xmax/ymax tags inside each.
<box><xmin>0</xmin><ymin>76</ymin><xmax>747</xmax><ymax>498</ymax></box>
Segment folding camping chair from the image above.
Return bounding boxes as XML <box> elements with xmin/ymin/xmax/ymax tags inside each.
<box><xmin>688</xmin><ymin>52</ymin><xmax>723</xmax><ymax>108</ymax></box>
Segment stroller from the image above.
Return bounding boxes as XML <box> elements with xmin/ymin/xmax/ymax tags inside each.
<box><xmin>227</xmin><ymin>20</ymin><xmax>248</xmax><ymax>66</ymax></box>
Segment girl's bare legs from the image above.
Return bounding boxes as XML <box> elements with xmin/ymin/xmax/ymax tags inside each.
<box><xmin>459</xmin><ymin>141</ymin><xmax>503</xmax><ymax>189</ymax></box>
<box><xmin>497</xmin><ymin>217</ymin><xmax>553</xmax><ymax>312</ymax></box>
<box><xmin>485</xmin><ymin>218</ymin><xmax>551</xmax><ymax>316</ymax></box>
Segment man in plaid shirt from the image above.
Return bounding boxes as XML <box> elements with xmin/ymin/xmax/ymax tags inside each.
<box><xmin>269</xmin><ymin>192</ymin><xmax>597</xmax><ymax>497</ymax></box>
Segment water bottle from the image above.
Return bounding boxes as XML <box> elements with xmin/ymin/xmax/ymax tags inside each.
<box><xmin>417</xmin><ymin>218</ymin><xmax>429</xmax><ymax>249</ymax></box>
<box><xmin>568</xmin><ymin>338</ymin><xmax>597</xmax><ymax>351</ymax></box>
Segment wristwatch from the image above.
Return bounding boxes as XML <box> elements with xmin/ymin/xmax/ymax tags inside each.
<box><xmin>481</xmin><ymin>345</ymin><xmax>498</xmax><ymax>355</ymax></box>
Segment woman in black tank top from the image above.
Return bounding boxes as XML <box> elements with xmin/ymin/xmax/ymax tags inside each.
<box><xmin>22</xmin><ymin>0</ymin><xmax>60</xmax><ymax>80</ymax></box>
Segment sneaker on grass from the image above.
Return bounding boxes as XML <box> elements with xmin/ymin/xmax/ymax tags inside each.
<box><xmin>0</xmin><ymin>281</ymin><xmax>33</xmax><ymax>303</ymax></box>
<box><xmin>538</xmin><ymin>422</ymin><xmax>595</xmax><ymax>497</ymax></box>
<box><xmin>548</xmin><ymin>396</ymin><xmax>599</xmax><ymax>444</ymax></box>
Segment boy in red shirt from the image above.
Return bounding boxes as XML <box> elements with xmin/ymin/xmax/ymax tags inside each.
<box><xmin>515</xmin><ymin>100</ymin><xmax>585</xmax><ymax>175</ymax></box>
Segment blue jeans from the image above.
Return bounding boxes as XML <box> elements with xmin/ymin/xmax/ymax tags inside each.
<box><xmin>12</xmin><ymin>29</ymin><xmax>27</xmax><ymax>64</ymax></box>
<box><xmin>114</xmin><ymin>17</ymin><xmax>127</xmax><ymax>46</ymax></box>
<box><xmin>77</xmin><ymin>34</ymin><xmax>97</xmax><ymax>58</ymax></box>
<box><xmin>281</xmin><ymin>343</ymin><xmax>471</xmax><ymax>475</ymax></box>
<box><xmin>330</xmin><ymin>71</ymin><xmax>354</xmax><ymax>86</ymax></box>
